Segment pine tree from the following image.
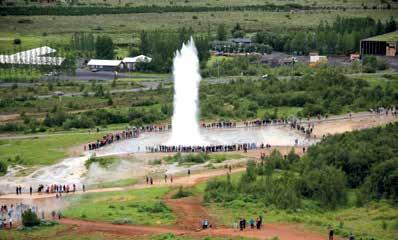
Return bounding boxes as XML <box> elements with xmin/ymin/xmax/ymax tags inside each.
<box><xmin>216</xmin><ymin>24</ymin><xmax>227</xmax><ymax>41</ymax></box>
<box><xmin>385</xmin><ymin>16</ymin><xmax>397</xmax><ymax>33</ymax></box>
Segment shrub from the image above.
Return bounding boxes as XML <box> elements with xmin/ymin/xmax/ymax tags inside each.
<box><xmin>13</xmin><ymin>38</ymin><xmax>21</xmax><ymax>45</ymax></box>
<box><xmin>0</xmin><ymin>160</ymin><xmax>8</xmax><ymax>176</ymax></box>
<box><xmin>22</xmin><ymin>209</ymin><xmax>40</xmax><ymax>227</ymax></box>
<box><xmin>112</xmin><ymin>218</ymin><xmax>132</xmax><ymax>225</ymax></box>
<box><xmin>138</xmin><ymin>201</ymin><xmax>170</xmax><ymax>213</ymax></box>
<box><xmin>172</xmin><ymin>187</ymin><xmax>193</xmax><ymax>199</ymax></box>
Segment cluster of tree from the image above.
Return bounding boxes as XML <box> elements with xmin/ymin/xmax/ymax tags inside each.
<box><xmin>205</xmin><ymin>123</ymin><xmax>398</xmax><ymax>211</ymax></box>
<box><xmin>0</xmin><ymin>4</ymin><xmax>315</xmax><ymax>16</ymax></box>
<box><xmin>253</xmin><ymin>16</ymin><xmax>397</xmax><ymax>55</ymax></box>
<box><xmin>202</xmin><ymin>56</ymin><xmax>269</xmax><ymax>78</ymax></box>
<box><xmin>201</xmin><ymin>66</ymin><xmax>398</xmax><ymax>118</ymax></box>
<box><xmin>40</xmin><ymin>104</ymin><xmax>170</xmax><ymax>130</ymax></box>
<box><xmin>306</xmin><ymin>122</ymin><xmax>398</xmax><ymax>202</ymax></box>
<box><xmin>210</xmin><ymin>41</ymin><xmax>272</xmax><ymax>54</ymax></box>
<box><xmin>135</xmin><ymin>27</ymin><xmax>210</xmax><ymax>72</ymax></box>
<box><xmin>95</xmin><ymin>35</ymin><xmax>115</xmax><ymax>59</ymax></box>
<box><xmin>69</xmin><ymin>33</ymin><xmax>115</xmax><ymax>59</ymax></box>
<box><xmin>70</xmin><ymin>32</ymin><xmax>95</xmax><ymax>57</ymax></box>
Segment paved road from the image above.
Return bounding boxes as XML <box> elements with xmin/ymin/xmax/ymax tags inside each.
<box><xmin>43</xmin><ymin>69</ymin><xmax>167</xmax><ymax>81</ymax></box>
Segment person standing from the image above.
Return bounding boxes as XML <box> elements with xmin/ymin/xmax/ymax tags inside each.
<box><xmin>250</xmin><ymin>218</ymin><xmax>255</xmax><ymax>229</ymax></box>
<box><xmin>29</xmin><ymin>186</ymin><xmax>32</xmax><ymax>195</ymax></box>
<box><xmin>82</xmin><ymin>184</ymin><xmax>85</xmax><ymax>192</ymax></box>
<box><xmin>15</xmin><ymin>187</ymin><xmax>18</xmax><ymax>196</ymax></box>
<box><xmin>329</xmin><ymin>228</ymin><xmax>334</xmax><ymax>240</ymax></box>
<box><xmin>239</xmin><ymin>218</ymin><xmax>244</xmax><ymax>231</ymax></box>
<box><xmin>188</xmin><ymin>169</ymin><xmax>191</xmax><ymax>176</ymax></box>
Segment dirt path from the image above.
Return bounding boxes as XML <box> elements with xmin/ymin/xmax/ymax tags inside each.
<box><xmin>0</xmin><ymin>167</ymin><xmax>246</xmax><ymax>200</ymax></box>
<box><xmin>164</xmin><ymin>195</ymin><xmax>212</xmax><ymax>231</ymax></box>
<box><xmin>60</xmin><ymin>217</ymin><xmax>331</xmax><ymax>240</ymax></box>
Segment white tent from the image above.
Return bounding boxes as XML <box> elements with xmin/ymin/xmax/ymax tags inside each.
<box><xmin>0</xmin><ymin>46</ymin><xmax>65</xmax><ymax>66</ymax></box>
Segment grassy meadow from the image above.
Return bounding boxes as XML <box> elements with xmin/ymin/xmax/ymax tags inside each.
<box><xmin>0</xmin><ymin>132</ymin><xmax>102</xmax><ymax>166</ymax></box>
<box><xmin>63</xmin><ymin>187</ymin><xmax>175</xmax><ymax>226</ymax></box>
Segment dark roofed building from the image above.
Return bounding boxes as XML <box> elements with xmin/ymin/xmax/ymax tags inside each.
<box><xmin>360</xmin><ymin>31</ymin><xmax>398</xmax><ymax>56</ymax></box>
<box><xmin>230</xmin><ymin>38</ymin><xmax>252</xmax><ymax>45</ymax></box>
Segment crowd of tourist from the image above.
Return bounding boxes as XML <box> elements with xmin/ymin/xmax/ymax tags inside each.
<box><xmin>370</xmin><ymin>106</ymin><xmax>398</xmax><ymax>115</ymax></box>
<box><xmin>86</xmin><ymin>129</ymin><xmax>139</xmax><ymax>151</ymax></box>
<box><xmin>146</xmin><ymin>143</ymin><xmax>259</xmax><ymax>153</ymax></box>
<box><xmin>290</xmin><ymin>120</ymin><xmax>314</xmax><ymax>137</ymax></box>
<box><xmin>14</xmin><ymin>183</ymin><xmax>85</xmax><ymax>197</ymax></box>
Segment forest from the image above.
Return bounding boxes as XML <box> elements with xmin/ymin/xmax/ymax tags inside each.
<box><xmin>204</xmin><ymin>122</ymin><xmax>398</xmax><ymax>210</ymax></box>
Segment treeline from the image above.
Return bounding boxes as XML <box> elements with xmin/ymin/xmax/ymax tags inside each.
<box><xmin>134</xmin><ymin>28</ymin><xmax>210</xmax><ymax>72</ymax></box>
<box><xmin>253</xmin><ymin>16</ymin><xmax>397</xmax><ymax>55</ymax></box>
<box><xmin>0</xmin><ymin>4</ymin><xmax>315</xmax><ymax>16</ymax></box>
<box><xmin>205</xmin><ymin>122</ymin><xmax>398</xmax><ymax>211</ymax></box>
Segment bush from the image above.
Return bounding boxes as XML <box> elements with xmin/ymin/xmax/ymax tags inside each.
<box><xmin>13</xmin><ymin>38</ymin><xmax>21</xmax><ymax>45</ymax></box>
<box><xmin>172</xmin><ymin>187</ymin><xmax>193</xmax><ymax>199</ymax></box>
<box><xmin>298</xmin><ymin>165</ymin><xmax>347</xmax><ymax>209</ymax></box>
<box><xmin>138</xmin><ymin>201</ymin><xmax>170</xmax><ymax>213</ymax></box>
<box><xmin>112</xmin><ymin>218</ymin><xmax>133</xmax><ymax>225</ymax></box>
<box><xmin>0</xmin><ymin>160</ymin><xmax>8</xmax><ymax>176</ymax></box>
<box><xmin>22</xmin><ymin>209</ymin><xmax>40</xmax><ymax>227</ymax></box>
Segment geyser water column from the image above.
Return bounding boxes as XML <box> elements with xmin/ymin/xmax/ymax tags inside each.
<box><xmin>168</xmin><ymin>37</ymin><xmax>206</xmax><ymax>146</ymax></box>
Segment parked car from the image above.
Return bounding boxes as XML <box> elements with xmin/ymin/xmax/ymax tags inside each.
<box><xmin>53</xmin><ymin>91</ymin><xmax>64</xmax><ymax>96</ymax></box>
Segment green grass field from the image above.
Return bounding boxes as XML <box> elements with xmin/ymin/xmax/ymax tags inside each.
<box><xmin>0</xmin><ymin>9</ymin><xmax>396</xmax><ymax>52</ymax></box>
<box><xmin>0</xmin><ymin>132</ymin><xmax>102</xmax><ymax>166</ymax></box>
<box><xmin>63</xmin><ymin>187</ymin><xmax>175</xmax><ymax>226</ymax></box>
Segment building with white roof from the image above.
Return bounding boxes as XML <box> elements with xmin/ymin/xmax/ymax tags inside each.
<box><xmin>87</xmin><ymin>59</ymin><xmax>123</xmax><ymax>71</ymax></box>
<box><xmin>122</xmin><ymin>55</ymin><xmax>152</xmax><ymax>71</ymax></box>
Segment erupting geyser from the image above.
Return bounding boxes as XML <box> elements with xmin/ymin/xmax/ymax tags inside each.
<box><xmin>167</xmin><ymin>37</ymin><xmax>206</xmax><ymax>146</ymax></box>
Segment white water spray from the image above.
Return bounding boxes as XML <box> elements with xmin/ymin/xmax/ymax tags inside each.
<box><xmin>168</xmin><ymin>37</ymin><xmax>205</xmax><ymax>146</ymax></box>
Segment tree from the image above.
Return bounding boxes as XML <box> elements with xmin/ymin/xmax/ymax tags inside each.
<box><xmin>95</xmin><ymin>36</ymin><xmax>114</xmax><ymax>59</ymax></box>
<box><xmin>299</xmin><ymin>165</ymin><xmax>347</xmax><ymax>209</ymax></box>
<box><xmin>362</xmin><ymin>55</ymin><xmax>377</xmax><ymax>73</ymax></box>
<box><xmin>376</xmin><ymin>20</ymin><xmax>384</xmax><ymax>35</ymax></box>
<box><xmin>231</xmin><ymin>23</ymin><xmax>245</xmax><ymax>38</ymax></box>
<box><xmin>13</xmin><ymin>38</ymin><xmax>21</xmax><ymax>45</ymax></box>
<box><xmin>216</xmin><ymin>24</ymin><xmax>227</xmax><ymax>41</ymax></box>
<box><xmin>385</xmin><ymin>17</ymin><xmax>397</xmax><ymax>33</ymax></box>
<box><xmin>139</xmin><ymin>30</ymin><xmax>150</xmax><ymax>55</ymax></box>
<box><xmin>364</xmin><ymin>158</ymin><xmax>398</xmax><ymax>201</ymax></box>
<box><xmin>22</xmin><ymin>209</ymin><xmax>40</xmax><ymax>227</ymax></box>
<box><xmin>0</xmin><ymin>160</ymin><xmax>7</xmax><ymax>176</ymax></box>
